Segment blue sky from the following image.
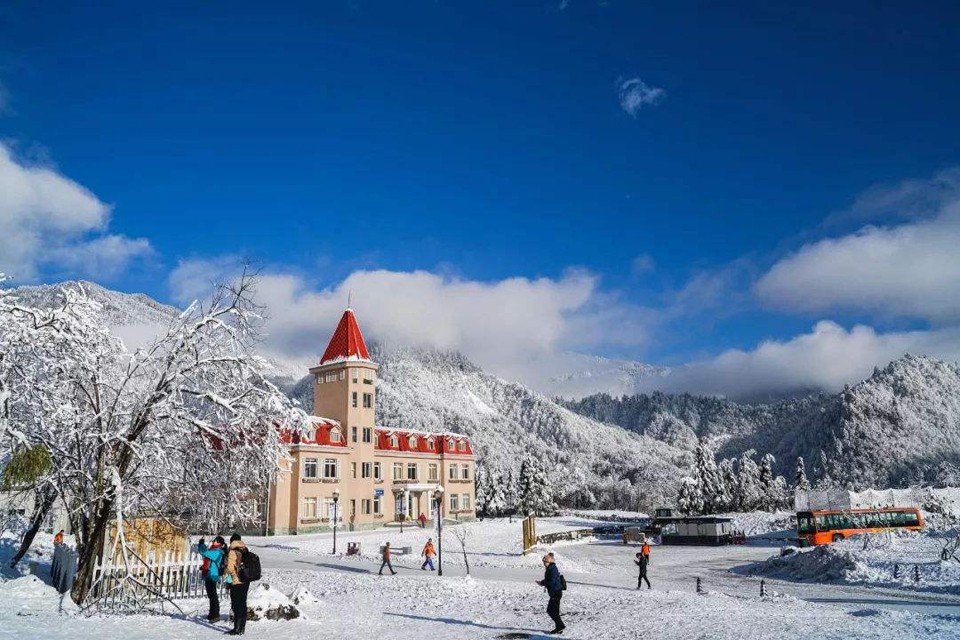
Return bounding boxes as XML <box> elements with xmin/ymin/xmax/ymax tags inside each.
<box><xmin>2</xmin><ymin>1</ymin><xmax>960</xmax><ymax>396</ymax></box>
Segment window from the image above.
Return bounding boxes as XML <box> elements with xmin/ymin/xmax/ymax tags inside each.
<box><xmin>363</xmin><ymin>393</ymin><xmax>373</xmax><ymax>408</ymax></box>
<box><xmin>362</xmin><ymin>462</ymin><xmax>372</xmax><ymax>478</ymax></box>
<box><xmin>461</xmin><ymin>465</ymin><xmax>470</xmax><ymax>481</ymax></box>
<box><xmin>339</xmin><ymin>370</ymin><xmax>346</xmax><ymax>381</ymax></box>
<box><xmin>373</xmin><ymin>462</ymin><xmax>382</xmax><ymax>480</ymax></box>
<box><xmin>393</xmin><ymin>463</ymin><xmax>403</xmax><ymax>481</ymax></box>
<box><xmin>373</xmin><ymin>496</ymin><xmax>382</xmax><ymax>514</ymax></box>
<box><xmin>449</xmin><ymin>494</ymin><xmax>460</xmax><ymax>511</ymax></box>
<box><xmin>363</xmin><ymin>375</ymin><xmax>374</xmax><ymax>385</ymax></box>
<box><xmin>352</xmin><ymin>392</ymin><xmax>358</xmax><ymax>408</ymax></box>
<box><xmin>325</xmin><ymin>372</ymin><xmax>337</xmax><ymax>382</ymax></box>
<box><xmin>304</xmin><ymin>458</ymin><xmax>318</xmax><ymax>479</ymax></box>
<box><xmin>363</xmin><ymin>427</ymin><xmax>373</xmax><ymax>443</ymax></box>
<box><xmin>427</xmin><ymin>438</ymin><xmax>435</xmax><ymax>451</ymax></box>
<box><xmin>351</xmin><ymin>426</ymin><xmax>358</xmax><ymax>442</ymax></box>
<box><xmin>458</xmin><ymin>440</ymin><xmax>466</xmax><ymax>452</ymax></box>
<box><xmin>351</xmin><ymin>462</ymin><xmax>357</xmax><ymax>478</ymax></box>
<box><xmin>448</xmin><ymin>464</ymin><xmax>458</xmax><ymax>481</ymax></box>
<box><xmin>409</xmin><ymin>435</ymin><xmax>418</xmax><ymax>448</ymax></box>
<box><xmin>351</xmin><ymin>369</ymin><xmax>358</xmax><ymax>383</ymax></box>
<box><xmin>362</xmin><ymin>499</ymin><xmax>372</xmax><ymax>515</ymax></box>
<box><xmin>316</xmin><ymin>374</ymin><xmax>323</xmax><ymax>385</ymax></box>
<box><xmin>301</xmin><ymin>497</ymin><xmax>318</xmax><ymax>519</ymax></box>
<box><xmin>389</xmin><ymin>434</ymin><xmax>399</xmax><ymax>448</ymax></box>
<box><xmin>303</xmin><ymin>429</ymin><xmax>315</xmax><ymax>443</ymax></box>
<box><xmin>462</xmin><ymin>494</ymin><xmax>471</xmax><ymax>510</ymax></box>
<box><xmin>330</xmin><ymin>428</ymin><xmax>342</xmax><ymax>443</ymax></box>
<box><xmin>322</xmin><ymin>458</ymin><xmax>338</xmax><ymax>479</ymax></box>
<box><xmin>407</xmin><ymin>463</ymin><xmax>418</xmax><ymax>481</ymax></box>
<box><xmin>428</xmin><ymin>464</ymin><xmax>438</xmax><ymax>481</ymax></box>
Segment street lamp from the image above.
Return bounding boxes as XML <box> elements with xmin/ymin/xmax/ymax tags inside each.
<box><xmin>332</xmin><ymin>489</ymin><xmax>340</xmax><ymax>555</ymax></box>
<box><xmin>434</xmin><ymin>485</ymin><xmax>444</xmax><ymax>576</ymax></box>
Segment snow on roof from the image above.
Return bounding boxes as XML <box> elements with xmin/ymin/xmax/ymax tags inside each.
<box><xmin>319</xmin><ymin>309</ymin><xmax>372</xmax><ymax>365</ymax></box>
<box><xmin>374</xmin><ymin>426</ymin><xmax>469</xmax><ymax>441</ymax></box>
<box><xmin>307</xmin><ymin>415</ymin><xmax>340</xmax><ymax>427</ymax></box>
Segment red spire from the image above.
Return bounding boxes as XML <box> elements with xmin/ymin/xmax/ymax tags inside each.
<box><xmin>320</xmin><ymin>309</ymin><xmax>372</xmax><ymax>365</ymax></box>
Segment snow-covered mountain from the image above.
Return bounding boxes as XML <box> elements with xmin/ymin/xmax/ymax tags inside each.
<box><xmin>523</xmin><ymin>351</ymin><xmax>671</xmax><ymax>399</ymax></box>
<box><xmin>12</xmin><ymin>281</ymin><xmax>687</xmax><ymax>509</ymax></box>
<box><xmin>564</xmin><ymin>354</ymin><xmax>960</xmax><ymax>490</ymax></box>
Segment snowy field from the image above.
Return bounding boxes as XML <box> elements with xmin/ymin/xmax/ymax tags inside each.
<box><xmin>3</xmin><ymin>517</ymin><xmax>960</xmax><ymax>639</ymax></box>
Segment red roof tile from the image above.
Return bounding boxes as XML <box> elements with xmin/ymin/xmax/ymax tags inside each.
<box><xmin>320</xmin><ymin>309</ymin><xmax>372</xmax><ymax>365</ymax></box>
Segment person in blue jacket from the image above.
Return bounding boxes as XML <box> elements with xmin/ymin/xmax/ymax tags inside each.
<box><xmin>536</xmin><ymin>553</ymin><xmax>565</xmax><ymax>635</ymax></box>
<box><xmin>198</xmin><ymin>536</ymin><xmax>226</xmax><ymax>623</ymax></box>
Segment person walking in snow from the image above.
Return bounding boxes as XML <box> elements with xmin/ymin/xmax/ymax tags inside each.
<box><xmin>53</xmin><ymin>530</ymin><xmax>64</xmax><ymax>545</ymax></box>
<box><xmin>198</xmin><ymin>536</ymin><xmax>226</xmax><ymax>622</ymax></box>
<box><xmin>635</xmin><ymin>551</ymin><xmax>651</xmax><ymax>590</ymax></box>
<box><xmin>224</xmin><ymin>533</ymin><xmax>250</xmax><ymax>635</ymax></box>
<box><xmin>536</xmin><ymin>553</ymin><xmax>565</xmax><ymax>635</ymax></box>
<box><xmin>421</xmin><ymin>538</ymin><xmax>436</xmax><ymax>571</ymax></box>
<box><xmin>641</xmin><ymin>540</ymin><xmax>651</xmax><ymax>565</ymax></box>
<box><xmin>379</xmin><ymin>542</ymin><xmax>397</xmax><ymax>575</ymax></box>
<box><xmin>418</xmin><ymin>512</ymin><xmax>427</xmax><ymax>528</ymax></box>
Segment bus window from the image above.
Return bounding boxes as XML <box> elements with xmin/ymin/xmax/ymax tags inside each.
<box><xmin>797</xmin><ymin>513</ymin><xmax>815</xmax><ymax>534</ymax></box>
<box><xmin>901</xmin><ymin>510</ymin><xmax>919</xmax><ymax>527</ymax></box>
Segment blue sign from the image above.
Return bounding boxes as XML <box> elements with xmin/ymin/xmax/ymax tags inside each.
<box><xmin>374</xmin><ymin>489</ymin><xmax>384</xmax><ymax>497</ymax></box>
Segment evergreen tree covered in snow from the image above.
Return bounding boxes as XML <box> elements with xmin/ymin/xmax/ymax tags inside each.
<box><xmin>675</xmin><ymin>476</ymin><xmax>702</xmax><ymax>515</ymax></box>
<box><xmin>736</xmin><ymin>451</ymin><xmax>762</xmax><ymax>511</ymax></box>
<box><xmin>485</xmin><ymin>467</ymin><xmax>508</xmax><ymax>517</ymax></box>
<box><xmin>474</xmin><ymin>464</ymin><xmax>491</xmax><ymax>519</ymax></box>
<box><xmin>795</xmin><ymin>456</ymin><xmax>810</xmax><ymax>491</ymax></box>
<box><xmin>517</xmin><ymin>457</ymin><xmax>557</xmax><ymax>517</ymax></box>
<box><xmin>503</xmin><ymin>469</ymin><xmax>519</xmax><ymax>518</ymax></box>
<box><xmin>694</xmin><ymin>441</ymin><xmax>724</xmax><ymax>513</ymax></box>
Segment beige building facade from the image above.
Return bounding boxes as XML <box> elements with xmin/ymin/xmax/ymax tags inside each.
<box><xmin>265</xmin><ymin>309</ymin><xmax>476</xmax><ymax>535</ymax></box>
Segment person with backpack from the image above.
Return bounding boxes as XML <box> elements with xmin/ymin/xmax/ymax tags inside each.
<box><xmin>421</xmin><ymin>538</ymin><xmax>436</xmax><ymax>571</ymax></box>
<box><xmin>634</xmin><ymin>551</ymin><xmax>651</xmax><ymax>590</ymax></box>
<box><xmin>535</xmin><ymin>553</ymin><xmax>565</xmax><ymax>635</ymax></box>
<box><xmin>641</xmin><ymin>540</ymin><xmax>651</xmax><ymax>564</ymax></box>
<box><xmin>379</xmin><ymin>541</ymin><xmax>397</xmax><ymax>575</ymax></box>
<box><xmin>224</xmin><ymin>533</ymin><xmax>259</xmax><ymax>636</ymax></box>
<box><xmin>198</xmin><ymin>536</ymin><xmax>226</xmax><ymax>622</ymax></box>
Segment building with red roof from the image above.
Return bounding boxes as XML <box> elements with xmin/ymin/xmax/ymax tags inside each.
<box><xmin>265</xmin><ymin>309</ymin><xmax>476</xmax><ymax>534</ymax></box>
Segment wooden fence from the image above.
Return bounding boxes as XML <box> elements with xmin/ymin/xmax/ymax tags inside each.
<box><xmin>89</xmin><ymin>546</ymin><xmax>218</xmax><ymax>610</ymax></box>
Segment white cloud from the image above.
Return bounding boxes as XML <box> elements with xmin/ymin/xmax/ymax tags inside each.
<box><xmin>0</xmin><ymin>142</ymin><xmax>152</xmax><ymax>280</ymax></box>
<box><xmin>756</xmin><ymin>181</ymin><xmax>960</xmax><ymax>322</ymax></box>
<box><xmin>617</xmin><ymin>77</ymin><xmax>666</xmax><ymax>116</ymax></box>
<box><xmin>630</xmin><ymin>254</ymin><xmax>655</xmax><ymax>275</ymax></box>
<box><xmin>649</xmin><ymin>321</ymin><xmax>960</xmax><ymax>399</ymax></box>
<box><xmin>168</xmin><ymin>259</ymin><xmax>652</xmax><ymax>383</ymax></box>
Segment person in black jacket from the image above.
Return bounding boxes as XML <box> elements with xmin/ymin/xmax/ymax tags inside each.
<box><xmin>635</xmin><ymin>551</ymin><xmax>651</xmax><ymax>589</ymax></box>
<box><xmin>536</xmin><ymin>553</ymin><xmax>565</xmax><ymax>634</ymax></box>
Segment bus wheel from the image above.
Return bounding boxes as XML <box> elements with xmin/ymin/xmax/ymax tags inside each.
<box><xmin>832</xmin><ymin>533</ymin><xmax>844</xmax><ymax>543</ymax></box>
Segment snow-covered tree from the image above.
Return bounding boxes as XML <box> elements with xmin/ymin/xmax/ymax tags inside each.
<box><xmin>737</xmin><ymin>451</ymin><xmax>762</xmax><ymax>511</ymax></box>
<box><xmin>717</xmin><ymin>457</ymin><xmax>737</xmax><ymax>513</ymax></box>
<box><xmin>795</xmin><ymin>456</ymin><xmax>810</xmax><ymax>492</ymax></box>
<box><xmin>474</xmin><ymin>464</ymin><xmax>491</xmax><ymax>519</ymax></box>
<box><xmin>503</xmin><ymin>468</ymin><xmax>519</xmax><ymax>519</ymax></box>
<box><xmin>675</xmin><ymin>476</ymin><xmax>702</xmax><ymax>515</ymax></box>
<box><xmin>694</xmin><ymin>441</ymin><xmax>724</xmax><ymax>513</ymax></box>
<box><xmin>0</xmin><ymin>273</ymin><xmax>306</xmax><ymax>605</ymax></box>
<box><xmin>517</xmin><ymin>457</ymin><xmax>557</xmax><ymax>517</ymax></box>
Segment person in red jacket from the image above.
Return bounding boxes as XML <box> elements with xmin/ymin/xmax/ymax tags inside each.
<box><xmin>379</xmin><ymin>542</ymin><xmax>397</xmax><ymax>575</ymax></box>
<box><xmin>53</xmin><ymin>530</ymin><xmax>65</xmax><ymax>545</ymax></box>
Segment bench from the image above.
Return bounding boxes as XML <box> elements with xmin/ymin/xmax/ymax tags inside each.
<box><xmin>380</xmin><ymin>545</ymin><xmax>412</xmax><ymax>555</ymax></box>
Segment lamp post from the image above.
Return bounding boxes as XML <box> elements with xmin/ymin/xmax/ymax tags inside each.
<box><xmin>332</xmin><ymin>489</ymin><xmax>340</xmax><ymax>555</ymax></box>
<box><xmin>434</xmin><ymin>486</ymin><xmax>444</xmax><ymax>576</ymax></box>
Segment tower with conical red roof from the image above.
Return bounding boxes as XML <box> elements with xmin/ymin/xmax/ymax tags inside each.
<box><xmin>310</xmin><ymin>308</ymin><xmax>379</xmax><ymax>426</ymax></box>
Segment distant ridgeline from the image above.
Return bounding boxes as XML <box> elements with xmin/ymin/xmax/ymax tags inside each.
<box><xmin>563</xmin><ymin>354</ymin><xmax>960</xmax><ymax>491</ymax></box>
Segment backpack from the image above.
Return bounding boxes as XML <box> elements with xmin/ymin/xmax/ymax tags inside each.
<box><xmin>218</xmin><ymin>550</ymin><xmax>229</xmax><ymax>576</ymax></box>
<box><xmin>237</xmin><ymin>547</ymin><xmax>262</xmax><ymax>582</ymax></box>
<box><xmin>559</xmin><ymin>574</ymin><xmax>567</xmax><ymax>591</ymax></box>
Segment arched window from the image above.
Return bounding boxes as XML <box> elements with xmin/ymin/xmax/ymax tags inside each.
<box><xmin>330</xmin><ymin>427</ymin><xmax>342</xmax><ymax>443</ymax></box>
<box><xmin>389</xmin><ymin>434</ymin><xmax>399</xmax><ymax>448</ymax></box>
<box><xmin>408</xmin><ymin>435</ymin><xmax>418</xmax><ymax>448</ymax></box>
<box><xmin>458</xmin><ymin>440</ymin><xmax>466</xmax><ymax>452</ymax></box>
<box><xmin>426</xmin><ymin>437</ymin><xmax>435</xmax><ymax>451</ymax></box>
<box><xmin>303</xmin><ymin>429</ymin><xmax>316</xmax><ymax>443</ymax></box>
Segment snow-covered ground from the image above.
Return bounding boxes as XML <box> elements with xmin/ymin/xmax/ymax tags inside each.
<box><xmin>3</xmin><ymin>518</ymin><xmax>960</xmax><ymax>639</ymax></box>
<box><xmin>748</xmin><ymin>529</ymin><xmax>960</xmax><ymax>596</ymax></box>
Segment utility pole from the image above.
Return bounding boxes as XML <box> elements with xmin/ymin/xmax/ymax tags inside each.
<box><xmin>332</xmin><ymin>489</ymin><xmax>340</xmax><ymax>554</ymax></box>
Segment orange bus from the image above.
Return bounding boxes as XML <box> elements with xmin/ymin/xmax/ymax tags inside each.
<box><xmin>796</xmin><ymin>507</ymin><xmax>923</xmax><ymax>545</ymax></box>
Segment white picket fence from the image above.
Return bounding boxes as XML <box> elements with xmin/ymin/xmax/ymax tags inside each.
<box><xmin>89</xmin><ymin>547</ymin><xmax>218</xmax><ymax>609</ymax></box>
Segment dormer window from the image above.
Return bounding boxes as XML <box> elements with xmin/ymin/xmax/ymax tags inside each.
<box><xmin>330</xmin><ymin>428</ymin><xmax>342</xmax><ymax>443</ymax></box>
<box><xmin>303</xmin><ymin>429</ymin><xmax>316</xmax><ymax>443</ymax></box>
<box><xmin>408</xmin><ymin>435</ymin><xmax>418</xmax><ymax>448</ymax></box>
<box><xmin>426</xmin><ymin>437</ymin><xmax>435</xmax><ymax>451</ymax></box>
<box><xmin>389</xmin><ymin>434</ymin><xmax>399</xmax><ymax>448</ymax></box>
<box><xmin>458</xmin><ymin>440</ymin><xmax>466</xmax><ymax>452</ymax></box>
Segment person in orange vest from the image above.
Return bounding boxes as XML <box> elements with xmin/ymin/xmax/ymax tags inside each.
<box><xmin>641</xmin><ymin>540</ymin><xmax>651</xmax><ymax>565</ymax></box>
<box><xmin>53</xmin><ymin>530</ymin><xmax>65</xmax><ymax>545</ymax></box>
<box><xmin>421</xmin><ymin>538</ymin><xmax>436</xmax><ymax>571</ymax></box>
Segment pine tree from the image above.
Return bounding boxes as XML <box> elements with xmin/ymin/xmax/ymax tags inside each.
<box><xmin>517</xmin><ymin>457</ymin><xmax>557</xmax><ymax>517</ymax></box>
<box><xmin>717</xmin><ymin>457</ymin><xmax>736</xmax><ymax>513</ymax></box>
<box><xmin>474</xmin><ymin>464</ymin><xmax>490</xmax><ymax>519</ymax></box>
<box><xmin>795</xmin><ymin>456</ymin><xmax>810</xmax><ymax>492</ymax></box>
<box><xmin>694</xmin><ymin>441</ymin><xmax>722</xmax><ymax>514</ymax></box>
<box><xmin>486</xmin><ymin>469</ymin><xmax>507</xmax><ymax>517</ymax></box>
<box><xmin>503</xmin><ymin>468</ymin><xmax>519</xmax><ymax>519</ymax></box>
<box><xmin>737</xmin><ymin>451</ymin><xmax>762</xmax><ymax>511</ymax></box>
<box><xmin>675</xmin><ymin>476</ymin><xmax>703</xmax><ymax>515</ymax></box>
<box><xmin>758</xmin><ymin>454</ymin><xmax>776</xmax><ymax>511</ymax></box>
